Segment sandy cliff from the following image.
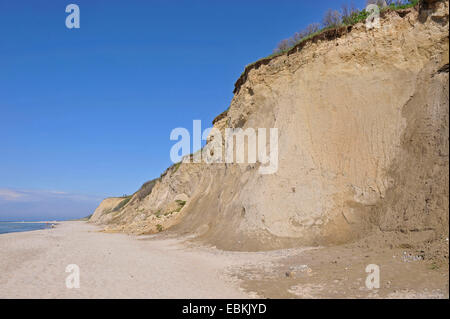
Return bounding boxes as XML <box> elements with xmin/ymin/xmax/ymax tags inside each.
<box><xmin>90</xmin><ymin>0</ymin><xmax>449</xmax><ymax>253</ymax></box>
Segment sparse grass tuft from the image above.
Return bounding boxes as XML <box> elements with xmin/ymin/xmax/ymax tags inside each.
<box><xmin>175</xmin><ymin>200</ymin><xmax>186</xmax><ymax>206</ymax></box>
<box><xmin>430</xmin><ymin>262</ymin><xmax>440</xmax><ymax>270</ymax></box>
<box><xmin>112</xmin><ymin>196</ymin><xmax>132</xmax><ymax>212</ymax></box>
<box><xmin>174</xmin><ymin>200</ymin><xmax>187</xmax><ymax>212</ymax></box>
<box><xmin>135</xmin><ymin>178</ymin><xmax>158</xmax><ymax>201</ymax></box>
<box><xmin>173</xmin><ymin>161</ymin><xmax>182</xmax><ymax>173</ymax></box>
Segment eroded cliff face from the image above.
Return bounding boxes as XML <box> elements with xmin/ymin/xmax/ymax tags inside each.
<box><xmin>90</xmin><ymin>1</ymin><xmax>449</xmax><ymax>251</ymax></box>
<box><xmin>90</xmin><ymin>197</ymin><xmax>125</xmax><ymax>224</ymax></box>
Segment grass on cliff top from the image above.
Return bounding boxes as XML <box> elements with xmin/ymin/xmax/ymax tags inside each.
<box><xmin>241</xmin><ymin>0</ymin><xmax>420</xmax><ymax>75</ymax></box>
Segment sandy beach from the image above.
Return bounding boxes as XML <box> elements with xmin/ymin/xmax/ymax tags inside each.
<box><xmin>0</xmin><ymin>221</ymin><xmax>448</xmax><ymax>299</ymax></box>
<box><xmin>0</xmin><ymin>221</ymin><xmax>252</xmax><ymax>298</ymax></box>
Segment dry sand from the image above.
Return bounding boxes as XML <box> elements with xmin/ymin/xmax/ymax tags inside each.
<box><xmin>0</xmin><ymin>221</ymin><xmax>250</xmax><ymax>298</ymax></box>
<box><xmin>0</xmin><ymin>221</ymin><xmax>448</xmax><ymax>299</ymax></box>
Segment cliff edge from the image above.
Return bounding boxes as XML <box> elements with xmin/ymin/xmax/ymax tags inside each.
<box><xmin>90</xmin><ymin>0</ymin><xmax>449</xmax><ymax>254</ymax></box>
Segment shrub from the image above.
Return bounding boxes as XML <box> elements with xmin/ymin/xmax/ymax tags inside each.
<box><xmin>156</xmin><ymin>224</ymin><xmax>163</xmax><ymax>232</ymax></box>
<box><xmin>305</xmin><ymin>23</ymin><xmax>321</xmax><ymax>35</ymax></box>
<box><xmin>274</xmin><ymin>23</ymin><xmax>321</xmax><ymax>54</ymax></box>
<box><xmin>269</xmin><ymin>0</ymin><xmax>422</xmax><ymax>61</ymax></box>
<box><xmin>274</xmin><ymin>39</ymin><xmax>290</xmax><ymax>53</ymax></box>
<box><xmin>342</xmin><ymin>8</ymin><xmax>369</xmax><ymax>25</ymax></box>
<box><xmin>341</xmin><ymin>2</ymin><xmax>363</xmax><ymax>25</ymax></box>
<box><xmin>323</xmin><ymin>9</ymin><xmax>342</xmax><ymax>28</ymax></box>
<box><xmin>293</xmin><ymin>23</ymin><xmax>321</xmax><ymax>44</ymax></box>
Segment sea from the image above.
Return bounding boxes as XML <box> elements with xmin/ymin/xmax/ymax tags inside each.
<box><xmin>0</xmin><ymin>222</ymin><xmax>53</xmax><ymax>235</ymax></box>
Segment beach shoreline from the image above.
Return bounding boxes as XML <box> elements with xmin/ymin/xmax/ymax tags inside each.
<box><xmin>0</xmin><ymin>221</ymin><xmax>447</xmax><ymax>299</ymax></box>
<box><xmin>0</xmin><ymin>221</ymin><xmax>251</xmax><ymax>298</ymax></box>
<box><xmin>0</xmin><ymin>221</ymin><xmax>59</xmax><ymax>223</ymax></box>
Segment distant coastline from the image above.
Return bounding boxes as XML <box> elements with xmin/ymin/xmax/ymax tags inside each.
<box><xmin>0</xmin><ymin>221</ymin><xmax>56</xmax><ymax>235</ymax></box>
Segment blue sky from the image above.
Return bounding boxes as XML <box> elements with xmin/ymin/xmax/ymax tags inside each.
<box><xmin>0</xmin><ymin>0</ymin><xmax>366</xmax><ymax>220</ymax></box>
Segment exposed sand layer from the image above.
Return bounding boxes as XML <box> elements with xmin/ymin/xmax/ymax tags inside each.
<box><xmin>90</xmin><ymin>2</ymin><xmax>449</xmax><ymax>254</ymax></box>
<box><xmin>0</xmin><ymin>221</ymin><xmax>447</xmax><ymax>299</ymax></box>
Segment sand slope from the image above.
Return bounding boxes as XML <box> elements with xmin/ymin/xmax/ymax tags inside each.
<box><xmin>90</xmin><ymin>2</ymin><xmax>449</xmax><ymax>253</ymax></box>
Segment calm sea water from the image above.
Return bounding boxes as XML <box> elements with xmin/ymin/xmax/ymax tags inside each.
<box><xmin>0</xmin><ymin>222</ymin><xmax>52</xmax><ymax>235</ymax></box>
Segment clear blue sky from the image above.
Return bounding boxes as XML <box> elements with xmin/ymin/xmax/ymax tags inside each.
<box><xmin>0</xmin><ymin>0</ymin><xmax>366</xmax><ymax>220</ymax></box>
